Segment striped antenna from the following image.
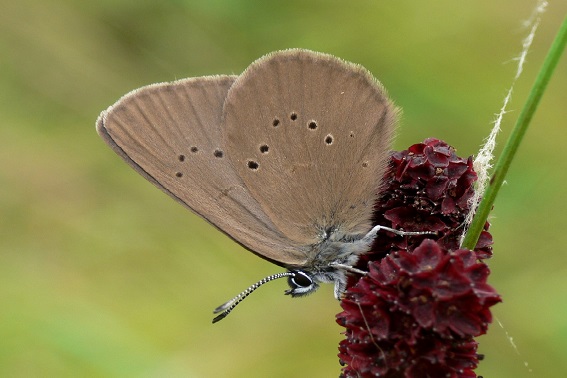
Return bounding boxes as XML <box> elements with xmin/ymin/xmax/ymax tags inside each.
<box><xmin>213</xmin><ymin>272</ymin><xmax>295</xmax><ymax>323</ymax></box>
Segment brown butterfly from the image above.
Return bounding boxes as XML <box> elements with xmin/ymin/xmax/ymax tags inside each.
<box><xmin>97</xmin><ymin>49</ymin><xmax>423</xmax><ymax>322</ymax></box>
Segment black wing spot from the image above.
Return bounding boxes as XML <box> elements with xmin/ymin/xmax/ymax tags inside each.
<box><xmin>190</xmin><ymin>146</ymin><xmax>198</xmax><ymax>153</ymax></box>
<box><xmin>308</xmin><ymin>121</ymin><xmax>318</xmax><ymax>130</ymax></box>
<box><xmin>273</xmin><ymin>118</ymin><xmax>280</xmax><ymax>127</ymax></box>
<box><xmin>214</xmin><ymin>149</ymin><xmax>224</xmax><ymax>158</ymax></box>
<box><xmin>247</xmin><ymin>160</ymin><xmax>259</xmax><ymax>170</ymax></box>
<box><xmin>290</xmin><ymin>112</ymin><xmax>298</xmax><ymax>121</ymax></box>
<box><xmin>260</xmin><ymin>145</ymin><xmax>269</xmax><ymax>154</ymax></box>
<box><xmin>178</xmin><ymin>154</ymin><xmax>185</xmax><ymax>162</ymax></box>
<box><xmin>175</xmin><ymin>172</ymin><xmax>183</xmax><ymax>178</ymax></box>
<box><xmin>325</xmin><ymin>134</ymin><xmax>334</xmax><ymax>145</ymax></box>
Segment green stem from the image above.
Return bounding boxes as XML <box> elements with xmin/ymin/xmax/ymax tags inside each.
<box><xmin>461</xmin><ymin>15</ymin><xmax>567</xmax><ymax>250</ymax></box>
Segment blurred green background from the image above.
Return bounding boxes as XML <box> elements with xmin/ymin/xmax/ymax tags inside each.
<box><xmin>1</xmin><ymin>0</ymin><xmax>566</xmax><ymax>377</ymax></box>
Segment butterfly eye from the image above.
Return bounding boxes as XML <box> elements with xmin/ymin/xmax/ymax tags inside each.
<box><xmin>286</xmin><ymin>270</ymin><xmax>318</xmax><ymax>297</ymax></box>
<box><xmin>289</xmin><ymin>271</ymin><xmax>313</xmax><ymax>287</ymax></box>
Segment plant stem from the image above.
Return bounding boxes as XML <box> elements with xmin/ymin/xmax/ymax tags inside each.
<box><xmin>461</xmin><ymin>15</ymin><xmax>567</xmax><ymax>250</ymax></box>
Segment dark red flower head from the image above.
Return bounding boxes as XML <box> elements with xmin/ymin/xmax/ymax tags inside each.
<box><xmin>337</xmin><ymin>139</ymin><xmax>501</xmax><ymax>377</ymax></box>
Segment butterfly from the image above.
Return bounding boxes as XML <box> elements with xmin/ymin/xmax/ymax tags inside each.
<box><xmin>96</xmin><ymin>49</ymin><xmax>423</xmax><ymax>322</ymax></box>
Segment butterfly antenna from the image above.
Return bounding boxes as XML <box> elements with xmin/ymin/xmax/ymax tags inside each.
<box><xmin>212</xmin><ymin>272</ymin><xmax>294</xmax><ymax>323</ymax></box>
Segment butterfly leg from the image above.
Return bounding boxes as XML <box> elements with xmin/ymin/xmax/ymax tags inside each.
<box><xmin>329</xmin><ymin>262</ymin><xmax>367</xmax><ymax>275</ymax></box>
<box><xmin>365</xmin><ymin>225</ymin><xmax>435</xmax><ymax>239</ymax></box>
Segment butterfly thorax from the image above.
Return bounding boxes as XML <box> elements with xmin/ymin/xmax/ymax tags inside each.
<box><xmin>285</xmin><ymin>227</ymin><xmax>376</xmax><ymax>299</ymax></box>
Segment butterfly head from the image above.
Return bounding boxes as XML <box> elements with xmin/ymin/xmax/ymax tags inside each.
<box><xmin>284</xmin><ymin>266</ymin><xmax>354</xmax><ymax>300</ymax></box>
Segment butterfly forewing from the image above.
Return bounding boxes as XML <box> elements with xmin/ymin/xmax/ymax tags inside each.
<box><xmin>97</xmin><ymin>75</ymin><xmax>307</xmax><ymax>266</ymax></box>
<box><xmin>223</xmin><ymin>50</ymin><xmax>398</xmax><ymax>246</ymax></box>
